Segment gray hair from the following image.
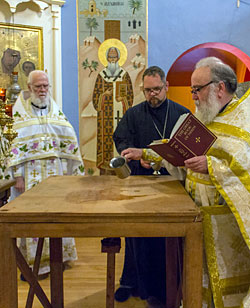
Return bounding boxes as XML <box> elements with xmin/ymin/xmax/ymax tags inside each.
<box><xmin>106</xmin><ymin>47</ymin><xmax>120</xmax><ymax>60</ymax></box>
<box><xmin>142</xmin><ymin>66</ymin><xmax>166</xmax><ymax>83</ymax></box>
<box><xmin>195</xmin><ymin>57</ymin><xmax>237</xmax><ymax>94</ymax></box>
<box><xmin>27</xmin><ymin>70</ymin><xmax>49</xmax><ymax>85</ymax></box>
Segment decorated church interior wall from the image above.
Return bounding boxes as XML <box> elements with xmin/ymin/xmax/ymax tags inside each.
<box><xmin>61</xmin><ymin>0</ymin><xmax>250</xmax><ymax>174</ymax></box>
<box><xmin>1</xmin><ymin>0</ymin><xmax>250</xmax><ymax>174</ymax></box>
<box><xmin>0</xmin><ymin>0</ymin><xmax>64</xmax><ymax>107</ymax></box>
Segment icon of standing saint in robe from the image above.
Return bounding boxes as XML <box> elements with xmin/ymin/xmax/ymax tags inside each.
<box><xmin>92</xmin><ymin>39</ymin><xmax>134</xmax><ymax>173</ymax></box>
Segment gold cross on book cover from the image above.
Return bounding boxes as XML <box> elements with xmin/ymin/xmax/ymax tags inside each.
<box><xmin>148</xmin><ymin>113</ymin><xmax>217</xmax><ymax>167</ymax></box>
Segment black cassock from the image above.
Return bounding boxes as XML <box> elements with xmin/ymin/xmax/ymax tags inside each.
<box><xmin>113</xmin><ymin>99</ymin><xmax>189</xmax><ymax>303</ymax></box>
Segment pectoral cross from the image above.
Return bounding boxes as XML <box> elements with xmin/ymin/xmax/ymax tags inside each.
<box><xmin>115</xmin><ymin>110</ymin><xmax>122</xmax><ymax>125</ymax></box>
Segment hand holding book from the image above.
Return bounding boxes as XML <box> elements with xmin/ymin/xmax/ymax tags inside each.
<box><xmin>148</xmin><ymin>113</ymin><xmax>217</xmax><ymax>167</ymax></box>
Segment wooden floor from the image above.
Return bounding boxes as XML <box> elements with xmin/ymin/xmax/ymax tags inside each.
<box><xmin>18</xmin><ymin>237</ymin><xmax>147</xmax><ymax>308</ymax></box>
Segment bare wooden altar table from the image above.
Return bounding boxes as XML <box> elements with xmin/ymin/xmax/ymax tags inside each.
<box><xmin>0</xmin><ymin>175</ymin><xmax>202</xmax><ymax>308</ymax></box>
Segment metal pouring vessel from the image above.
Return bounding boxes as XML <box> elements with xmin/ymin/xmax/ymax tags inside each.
<box><xmin>109</xmin><ymin>156</ymin><xmax>131</xmax><ymax>179</ymax></box>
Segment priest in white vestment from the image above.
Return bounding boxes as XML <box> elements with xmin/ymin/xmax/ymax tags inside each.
<box><xmin>121</xmin><ymin>57</ymin><xmax>250</xmax><ymax>308</ymax></box>
<box><xmin>8</xmin><ymin>70</ymin><xmax>85</xmax><ymax>277</ymax></box>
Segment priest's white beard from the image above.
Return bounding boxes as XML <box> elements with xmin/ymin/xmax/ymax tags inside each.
<box><xmin>107</xmin><ymin>62</ymin><xmax>120</xmax><ymax>77</ymax></box>
<box><xmin>30</xmin><ymin>92</ymin><xmax>50</xmax><ymax>108</ymax></box>
<box><xmin>195</xmin><ymin>89</ymin><xmax>221</xmax><ymax>125</ymax></box>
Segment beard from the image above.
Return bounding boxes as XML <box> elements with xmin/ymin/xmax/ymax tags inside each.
<box><xmin>148</xmin><ymin>96</ymin><xmax>165</xmax><ymax>108</ymax></box>
<box><xmin>30</xmin><ymin>92</ymin><xmax>50</xmax><ymax>108</ymax></box>
<box><xmin>195</xmin><ymin>89</ymin><xmax>221</xmax><ymax>125</ymax></box>
<box><xmin>107</xmin><ymin>62</ymin><xmax>120</xmax><ymax>76</ymax></box>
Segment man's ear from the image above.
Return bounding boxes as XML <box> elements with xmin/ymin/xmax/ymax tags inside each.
<box><xmin>218</xmin><ymin>81</ymin><xmax>225</xmax><ymax>98</ymax></box>
<box><xmin>28</xmin><ymin>84</ymin><xmax>32</xmax><ymax>92</ymax></box>
<box><xmin>165</xmin><ymin>81</ymin><xmax>169</xmax><ymax>92</ymax></box>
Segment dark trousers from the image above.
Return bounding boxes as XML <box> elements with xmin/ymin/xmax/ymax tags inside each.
<box><xmin>119</xmin><ymin>237</ymin><xmax>183</xmax><ymax>306</ymax></box>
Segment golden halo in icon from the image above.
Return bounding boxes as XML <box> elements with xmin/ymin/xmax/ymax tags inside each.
<box><xmin>98</xmin><ymin>38</ymin><xmax>127</xmax><ymax>67</ymax></box>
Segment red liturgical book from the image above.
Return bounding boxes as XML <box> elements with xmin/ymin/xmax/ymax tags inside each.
<box><xmin>148</xmin><ymin>113</ymin><xmax>217</xmax><ymax>167</ymax></box>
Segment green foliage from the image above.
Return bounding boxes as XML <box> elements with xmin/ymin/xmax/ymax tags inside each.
<box><xmin>19</xmin><ymin>144</ymin><xmax>28</xmax><ymax>152</ymax></box>
<box><xmin>0</xmin><ymin>174</ymin><xmax>10</xmax><ymax>180</ymax></box>
<box><xmin>82</xmin><ymin>58</ymin><xmax>99</xmax><ymax>77</ymax></box>
<box><xmin>128</xmin><ymin>0</ymin><xmax>142</xmax><ymax>14</ymax></box>
<box><xmin>91</xmin><ymin>60</ymin><xmax>99</xmax><ymax>70</ymax></box>
<box><xmin>85</xmin><ymin>18</ymin><xmax>99</xmax><ymax>36</ymax></box>
<box><xmin>60</xmin><ymin>141</ymin><xmax>66</xmax><ymax>148</ymax></box>
<box><xmin>82</xmin><ymin>58</ymin><xmax>90</xmax><ymax>69</ymax></box>
<box><xmin>13</xmin><ymin>111</ymin><xmax>21</xmax><ymax>117</ymax></box>
<box><xmin>87</xmin><ymin>168</ymin><xmax>94</xmax><ymax>175</ymax></box>
<box><xmin>79</xmin><ymin>165</ymin><xmax>85</xmax><ymax>173</ymax></box>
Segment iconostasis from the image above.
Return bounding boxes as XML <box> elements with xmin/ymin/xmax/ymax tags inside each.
<box><xmin>0</xmin><ymin>0</ymin><xmax>64</xmax><ymax>108</ymax></box>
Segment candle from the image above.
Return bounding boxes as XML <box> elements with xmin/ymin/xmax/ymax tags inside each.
<box><xmin>5</xmin><ymin>104</ymin><xmax>12</xmax><ymax>117</ymax></box>
<box><xmin>0</xmin><ymin>88</ymin><xmax>6</xmax><ymax>102</ymax></box>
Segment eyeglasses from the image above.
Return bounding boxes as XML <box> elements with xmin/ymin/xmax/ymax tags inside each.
<box><xmin>32</xmin><ymin>84</ymin><xmax>50</xmax><ymax>90</ymax></box>
<box><xmin>190</xmin><ymin>81</ymin><xmax>214</xmax><ymax>95</ymax></box>
<box><xmin>143</xmin><ymin>85</ymin><xmax>164</xmax><ymax>95</ymax></box>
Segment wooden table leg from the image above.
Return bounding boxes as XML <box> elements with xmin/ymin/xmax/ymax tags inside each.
<box><xmin>165</xmin><ymin>237</ymin><xmax>183</xmax><ymax>308</ymax></box>
<box><xmin>26</xmin><ymin>238</ymin><xmax>45</xmax><ymax>308</ymax></box>
<box><xmin>50</xmin><ymin>238</ymin><xmax>64</xmax><ymax>308</ymax></box>
<box><xmin>101</xmin><ymin>238</ymin><xmax>121</xmax><ymax>308</ymax></box>
<box><xmin>15</xmin><ymin>244</ymin><xmax>52</xmax><ymax>308</ymax></box>
<box><xmin>0</xmin><ymin>226</ymin><xmax>17</xmax><ymax>308</ymax></box>
<box><xmin>183</xmin><ymin>223</ymin><xmax>203</xmax><ymax>308</ymax></box>
<box><xmin>106</xmin><ymin>252</ymin><xmax>116</xmax><ymax>308</ymax></box>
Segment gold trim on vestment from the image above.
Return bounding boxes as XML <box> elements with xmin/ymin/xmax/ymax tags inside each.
<box><xmin>20</xmin><ymin>94</ymin><xmax>54</xmax><ymax>118</ymax></box>
<box><xmin>202</xmin><ymin>286</ymin><xmax>213</xmax><ymax>308</ymax></box>
<box><xmin>221</xmin><ymin>275</ymin><xmax>250</xmax><ymax>295</ymax></box>
<box><xmin>207</xmin><ymin>156</ymin><xmax>250</xmax><ymax>250</ymax></box>
<box><xmin>187</xmin><ymin>172</ymin><xmax>213</xmax><ymax>185</ymax></box>
<box><xmin>14</xmin><ymin>133</ymin><xmax>77</xmax><ymax>143</ymax></box>
<box><xmin>202</xmin><ymin>206</ymin><xmax>225</xmax><ymax>308</ymax></box>
<box><xmin>14</xmin><ymin>119</ymin><xmax>73</xmax><ymax>130</ymax></box>
<box><xmin>208</xmin><ymin>148</ymin><xmax>250</xmax><ymax>194</ymax></box>
<box><xmin>11</xmin><ymin>153</ymin><xmax>83</xmax><ymax>167</ymax></box>
<box><xmin>217</xmin><ymin>90</ymin><xmax>250</xmax><ymax>117</ymax></box>
<box><xmin>207</xmin><ymin>122</ymin><xmax>250</xmax><ymax>146</ymax></box>
<box><xmin>202</xmin><ymin>205</ymin><xmax>250</xmax><ymax>308</ymax></box>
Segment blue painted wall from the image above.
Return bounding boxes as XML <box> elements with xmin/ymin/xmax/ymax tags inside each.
<box><xmin>147</xmin><ymin>0</ymin><xmax>250</xmax><ymax>70</ymax></box>
<box><xmin>61</xmin><ymin>0</ymin><xmax>250</xmax><ymax>137</ymax></box>
<box><xmin>61</xmin><ymin>0</ymin><xmax>79</xmax><ymax>135</ymax></box>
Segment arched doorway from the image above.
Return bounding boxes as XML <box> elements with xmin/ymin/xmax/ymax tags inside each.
<box><xmin>167</xmin><ymin>42</ymin><xmax>250</xmax><ymax>112</ymax></box>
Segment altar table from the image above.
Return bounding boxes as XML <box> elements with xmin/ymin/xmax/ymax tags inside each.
<box><xmin>0</xmin><ymin>175</ymin><xmax>202</xmax><ymax>308</ymax></box>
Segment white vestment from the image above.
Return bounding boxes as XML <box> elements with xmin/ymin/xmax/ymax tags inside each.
<box><xmin>143</xmin><ymin>91</ymin><xmax>250</xmax><ymax>308</ymax></box>
<box><xmin>8</xmin><ymin>91</ymin><xmax>85</xmax><ymax>274</ymax></box>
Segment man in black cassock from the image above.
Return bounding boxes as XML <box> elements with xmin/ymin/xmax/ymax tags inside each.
<box><xmin>113</xmin><ymin>66</ymin><xmax>190</xmax><ymax>307</ymax></box>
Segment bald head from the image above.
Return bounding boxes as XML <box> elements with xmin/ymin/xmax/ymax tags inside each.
<box><xmin>194</xmin><ymin>57</ymin><xmax>237</xmax><ymax>94</ymax></box>
<box><xmin>28</xmin><ymin>70</ymin><xmax>49</xmax><ymax>85</ymax></box>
